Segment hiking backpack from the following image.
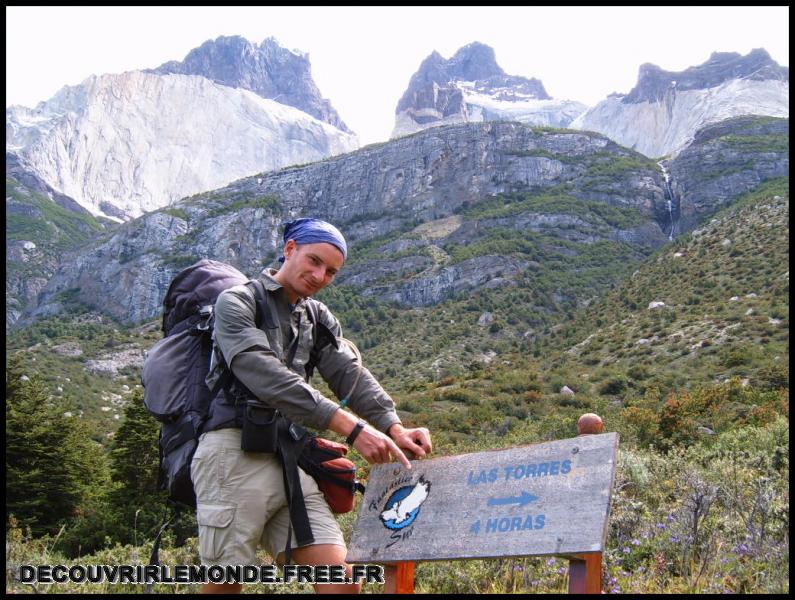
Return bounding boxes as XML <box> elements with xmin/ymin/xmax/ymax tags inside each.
<box><xmin>141</xmin><ymin>259</ymin><xmax>252</xmax><ymax>508</ymax></box>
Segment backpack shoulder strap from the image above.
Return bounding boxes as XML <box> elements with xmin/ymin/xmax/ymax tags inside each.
<box><xmin>305</xmin><ymin>300</ymin><xmax>319</xmax><ymax>337</ymax></box>
<box><xmin>304</xmin><ymin>300</ymin><xmax>339</xmax><ymax>380</ymax></box>
<box><xmin>211</xmin><ymin>280</ymin><xmax>278</xmax><ymax>405</ymax></box>
<box><xmin>245</xmin><ymin>279</ymin><xmax>279</xmax><ymax>330</ymax></box>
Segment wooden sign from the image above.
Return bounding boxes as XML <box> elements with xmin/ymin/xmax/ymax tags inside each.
<box><xmin>346</xmin><ymin>432</ymin><xmax>618</xmax><ymax>563</ymax></box>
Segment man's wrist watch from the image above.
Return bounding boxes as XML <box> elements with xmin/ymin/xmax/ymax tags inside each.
<box><xmin>346</xmin><ymin>420</ymin><xmax>366</xmax><ymax>445</ymax></box>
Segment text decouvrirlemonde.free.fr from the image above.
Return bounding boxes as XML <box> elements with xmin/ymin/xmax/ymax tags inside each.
<box><xmin>16</xmin><ymin>564</ymin><xmax>385</xmax><ymax>585</ymax></box>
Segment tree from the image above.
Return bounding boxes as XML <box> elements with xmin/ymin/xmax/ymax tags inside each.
<box><xmin>107</xmin><ymin>390</ymin><xmax>196</xmax><ymax>546</ymax></box>
<box><xmin>107</xmin><ymin>389</ymin><xmax>169</xmax><ymax>544</ymax></box>
<box><xmin>6</xmin><ymin>354</ymin><xmax>102</xmax><ymax>537</ymax></box>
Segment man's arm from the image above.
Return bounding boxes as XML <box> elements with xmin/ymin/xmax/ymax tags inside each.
<box><xmin>214</xmin><ymin>287</ymin><xmax>339</xmax><ymax>430</ymax></box>
<box><xmin>312</xmin><ymin>302</ymin><xmax>433</xmax><ymax>461</ymax></box>
<box><xmin>216</xmin><ymin>288</ymin><xmax>420</xmax><ymax>467</ymax></box>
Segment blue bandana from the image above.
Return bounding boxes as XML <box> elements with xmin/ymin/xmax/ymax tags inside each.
<box><xmin>280</xmin><ymin>218</ymin><xmax>347</xmax><ymax>263</ymax></box>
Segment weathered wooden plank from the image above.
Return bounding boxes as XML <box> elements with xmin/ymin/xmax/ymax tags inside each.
<box><xmin>347</xmin><ymin>432</ymin><xmax>618</xmax><ymax>563</ymax></box>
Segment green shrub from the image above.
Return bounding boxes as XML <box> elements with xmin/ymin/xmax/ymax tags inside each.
<box><xmin>599</xmin><ymin>376</ymin><xmax>629</xmax><ymax>395</ymax></box>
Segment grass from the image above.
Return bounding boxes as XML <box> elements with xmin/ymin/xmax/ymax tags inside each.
<box><xmin>6</xmin><ymin>179</ymin><xmax>106</xmax><ymax>246</ymax></box>
<box><xmin>459</xmin><ymin>190</ymin><xmax>647</xmax><ymax>229</ymax></box>
<box><xmin>205</xmin><ymin>194</ymin><xmax>280</xmax><ymax>218</ymax></box>
<box><xmin>583</xmin><ymin>152</ymin><xmax>659</xmax><ymax>178</ymax></box>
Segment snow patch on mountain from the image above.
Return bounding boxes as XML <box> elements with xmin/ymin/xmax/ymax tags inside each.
<box><xmin>393</xmin><ymin>80</ymin><xmax>587</xmax><ymax>138</ymax></box>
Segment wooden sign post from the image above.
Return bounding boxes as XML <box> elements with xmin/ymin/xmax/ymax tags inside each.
<box><xmin>347</xmin><ymin>432</ymin><xmax>618</xmax><ymax>593</ymax></box>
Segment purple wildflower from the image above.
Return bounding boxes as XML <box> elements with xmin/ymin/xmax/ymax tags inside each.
<box><xmin>557</xmin><ymin>567</ymin><xmax>566</xmax><ymax>575</ymax></box>
<box><xmin>631</xmin><ymin>539</ymin><xmax>641</xmax><ymax>545</ymax></box>
<box><xmin>623</xmin><ymin>547</ymin><xmax>631</xmax><ymax>554</ymax></box>
<box><xmin>546</xmin><ymin>558</ymin><xmax>556</xmax><ymax>566</ymax></box>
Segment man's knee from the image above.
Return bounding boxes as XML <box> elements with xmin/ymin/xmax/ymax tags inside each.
<box><xmin>202</xmin><ymin>581</ymin><xmax>243</xmax><ymax>594</ymax></box>
<box><xmin>277</xmin><ymin>542</ymin><xmax>347</xmax><ymax>566</ymax></box>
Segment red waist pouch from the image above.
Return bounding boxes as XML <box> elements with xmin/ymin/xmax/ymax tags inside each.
<box><xmin>298</xmin><ymin>437</ymin><xmax>364</xmax><ymax>513</ymax></box>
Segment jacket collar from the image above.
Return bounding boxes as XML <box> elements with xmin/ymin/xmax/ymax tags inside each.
<box><xmin>260</xmin><ymin>268</ymin><xmax>308</xmax><ymax>310</ymax></box>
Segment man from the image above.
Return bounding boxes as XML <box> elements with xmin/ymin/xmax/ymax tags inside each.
<box><xmin>192</xmin><ymin>218</ymin><xmax>432</xmax><ymax>594</ymax></box>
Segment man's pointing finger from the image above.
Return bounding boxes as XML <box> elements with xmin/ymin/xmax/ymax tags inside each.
<box><xmin>389</xmin><ymin>439</ymin><xmax>412</xmax><ymax>470</ymax></box>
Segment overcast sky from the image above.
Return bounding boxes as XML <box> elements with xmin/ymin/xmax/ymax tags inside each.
<box><xmin>6</xmin><ymin>6</ymin><xmax>789</xmax><ymax>146</ymax></box>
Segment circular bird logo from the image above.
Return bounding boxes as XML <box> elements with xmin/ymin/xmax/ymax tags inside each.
<box><xmin>379</xmin><ymin>476</ymin><xmax>431</xmax><ymax>530</ymax></box>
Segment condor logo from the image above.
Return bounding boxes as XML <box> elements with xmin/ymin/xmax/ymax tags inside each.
<box><xmin>379</xmin><ymin>476</ymin><xmax>431</xmax><ymax>531</ymax></box>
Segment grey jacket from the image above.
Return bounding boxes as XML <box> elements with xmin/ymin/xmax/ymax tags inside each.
<box><xmin>203</xmin><ymin>268</ymin><xmax>401</xmax><ymax>434</ymax></box>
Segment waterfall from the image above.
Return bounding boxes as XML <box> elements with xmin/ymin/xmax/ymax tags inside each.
<box><xmin>657</xmin><ymin>161</ymin><xmax>678</xmax><ymax>240</ymax></box>
<box><xmin>666</xmin><ymin>199</ymin><xmax>673</xmax><ymax>241</ymax></box>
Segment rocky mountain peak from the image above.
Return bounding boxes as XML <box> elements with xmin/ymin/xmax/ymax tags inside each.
<box><xmin>624</xmin><ymin>48</ymin><xmax>788</xmax><ymax>104</ymax></box>
<box><xmin>572</xmin><ymin>47</ymin><xmax>789</xmax><ymax>158</ymax></box>
<box><xmin>447</xmin><ymin>41</ymin><xmax>505</xmax><ymax>81</ymax></box>
<box><xmin>392</xmin><ymin>42</ymin><xmax>579</xmax><ymax>138</ymax></box>
<box><xmin>6</xmin><ymin>69</ymin><xmax>359</xmax><ymax>220</ymax></box>
<box><xmin>148</xmin><ymin>35</ymin><xmax>351</xmax><ymax>133</ymax></box>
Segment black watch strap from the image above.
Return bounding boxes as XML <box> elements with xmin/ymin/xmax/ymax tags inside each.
<box><xmin>346</xmin><ymin>420</ymin><xmax>366</xmax><ymax>445</ymax></box>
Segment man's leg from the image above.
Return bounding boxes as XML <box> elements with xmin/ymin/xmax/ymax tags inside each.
<box><xmin>277</xmin><ymin>544</ymin><xmax>361</xmax><ymax>594</ymax></box>
<box><xmin>192</xmin><ymin>431</ymin><xmax>278</xmax><ymax>595</ymax></box>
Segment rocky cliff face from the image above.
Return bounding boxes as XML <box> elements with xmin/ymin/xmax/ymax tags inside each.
<box><xmin>392</xmin><ymin>42</ymin><xmax>587</xmax><ymax>138</ymax></box>
<box><xmin>6</xmin><ymin>70</ymin><xmax>359</xmax><ymax>221</ymax></box>
<box><xmin>148</xmin><ymin>35</ymin><xmax>352</xmax><ymax>133</ymax></box>
<box><xmin>670</xmin><ymin>116</ymin><xmax>789</xmax><ymax>232</ymax></box>
<box><xmin>15</xmin><ymin>115</ymin><xmax>789</xmax><ymax>328</ymax></box>
<box><xmin>24</xmin><ymin>121</ymin><xmax>674</xmax><ymax>325</ymax></box>
<box><xmin>6</xmin><ymin>157</ymin><xmax>111</xmax><ymax>328</ymax></box>
<box><xmin>572</xmin><ymin>49</ymin><xmax>789</xmax><ymax>158</ymax></box>
<box><xmin>6</xmin><ymin>152</ymin><xmax>93</xmax><ymax>217</ymax></box>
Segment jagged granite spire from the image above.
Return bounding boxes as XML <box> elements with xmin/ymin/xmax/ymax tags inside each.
<box><xmin>149</xmin><ymin>35</ymin><xmax>352</xmax><ymax>133</ymax></box>
<box><xmin>396</xmin><ymin>42</ymin><xmax>549</xmax><ymax>114</ymax></box>
<box><xmin>623</xmin><ymin>48</ymin><xmax>789</xmax><ymax>104</ymax></box>
<box><xmin>446</xmin><ymin>42</ymin><xmax>506</xmax><ymax>81</ymax></box>
<box><xmin>393</xmin><ymin>42</ymin><xmax>583</xmax><ymax>138</ymax></box>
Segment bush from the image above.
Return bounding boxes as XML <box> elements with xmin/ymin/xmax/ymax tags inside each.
<box><xmin>756</xmin><ymin>363</ymin><xmax>789</xmax><ymax>391</ymax></box>
<box><xmin>722</xmin><ymin>347</ymin><xmax>752</xmax><ymax>368</ymax></box>
<box><xmin>628</xmin><ymin>364</ymin><xmax>651</xmax><ymax>381</ymax></box>
<box><xmin>599</xmin><ymin>376</ymin><xmax>629</xmax><ymax>395</ymax></box>
<box><xmin>440</xmin><ymin>387</ymin><xmax>480</xmax><ymax>406</ymax></box>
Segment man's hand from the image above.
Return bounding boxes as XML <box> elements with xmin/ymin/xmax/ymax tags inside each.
<box><xmin>387</xmin><ymin>423</ymin><xmax>433</xmax><ymax>459</ymax></box>
<box><xmin>352</xmin><ymin>425</ymin><xmax>412</xmax><ymax>469</ymax></box>
<box><xmin>327</xmin><ymin>411</ymin><xmax>430</xmax><ymax>470</ymax></box>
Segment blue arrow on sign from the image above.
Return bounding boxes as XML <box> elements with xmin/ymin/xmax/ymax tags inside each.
<box><xmin>487</xmin><ymin>491</ymin><xmax>539</xmax><ymax>507</ymax></box>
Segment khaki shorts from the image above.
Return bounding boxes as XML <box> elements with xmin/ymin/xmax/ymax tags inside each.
<box><xmin>191</xmin><ymin>428</ymin><xmax>345</xmax><ymax>566</ymax></box>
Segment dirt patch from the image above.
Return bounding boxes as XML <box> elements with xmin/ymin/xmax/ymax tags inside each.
<box><xmin>412</xmin><ymin>215</ymin><xmax>462</xmax><ymax>240</ymax></box>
